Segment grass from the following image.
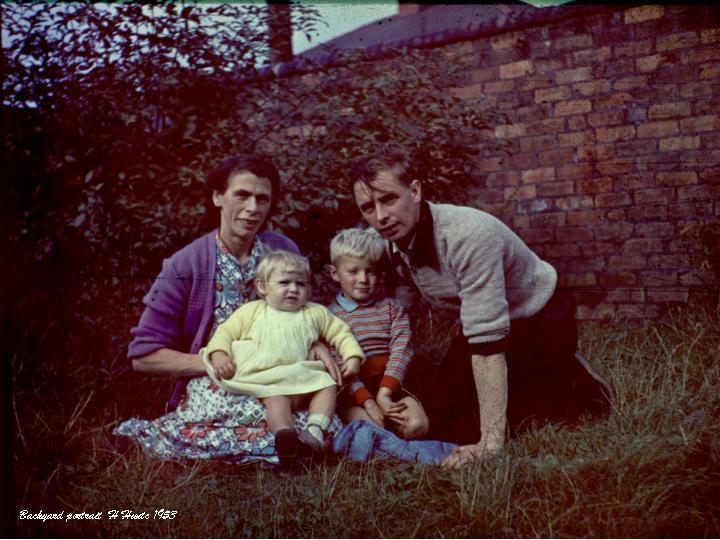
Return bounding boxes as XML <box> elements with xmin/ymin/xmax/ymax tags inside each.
<box><xmin>11</xmin><ymin>287</ymin><xmax>720</xmax><ymax>538</ymax></box>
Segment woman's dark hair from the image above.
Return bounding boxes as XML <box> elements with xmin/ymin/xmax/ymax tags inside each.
<box><xmin>206</xmin><ymin>154</ymin><xmax>282</xmax><ymax>211</ymax></box>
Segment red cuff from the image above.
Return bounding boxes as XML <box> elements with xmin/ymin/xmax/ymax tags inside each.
<box><xmin>380</xmin><ymin>376</ymin><xmax>401</xmax><ymax>395</ymax></box>
<box><xmin>352</xmin><ymin>387</ymin><xmax>374</xmax><ymax>406</ymax></box>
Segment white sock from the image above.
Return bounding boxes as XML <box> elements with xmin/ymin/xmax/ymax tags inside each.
<box><xmin>307</xmin><ymin>413</ymin><xmax>330</xmax><ymax>443</ymax></box>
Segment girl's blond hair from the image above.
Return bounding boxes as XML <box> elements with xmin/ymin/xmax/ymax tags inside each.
<box><xmin>255</xmin><ymin>250</ymin><xmax>311</xmax><ymax>289</ymax></box>
<box><xmin>330</xmin><ymin>227</ymin><xmax>385</xmax><ymax>265</ymax></box>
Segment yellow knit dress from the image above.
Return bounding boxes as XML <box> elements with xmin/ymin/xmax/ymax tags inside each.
<box><xmin>202</xmin><ymin>300</ymin><xmax>365</xmax><ymax>398</ymax></box>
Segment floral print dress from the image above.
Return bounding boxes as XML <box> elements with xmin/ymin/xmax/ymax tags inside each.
<box><xmin>114</xmin><ymin>233</ymin><xmax>342</xmax><ymax>464</ymax></box>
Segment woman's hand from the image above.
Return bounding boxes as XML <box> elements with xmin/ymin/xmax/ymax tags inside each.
<box><xmin>362</xmin><ymin>398</ymin><xmax>385</xmax><ymax>426</ymax></box>
<box><xmin>209</xmin><ymin>351</ymin><xmax>236</xmax><ymax>380</ymax></box>
<box><xmin>341</xmin><ymin>356</ymin><xmax>361</xmax><ymax>378</ymax></box>
<box><xmin>309</xmin><ymin>341</ymin><xmax>342</xmax><ymax>384</ymax></box>
<box><xmin>375</xmin><ymin>387</ymin><xmax>407</xmax><ymax>425</ymax></box>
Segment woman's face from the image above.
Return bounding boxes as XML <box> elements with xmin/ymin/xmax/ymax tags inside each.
<box><xmin>213</xmin><ymin>171</ymin><xmax>272</xmax><ymax>245</ymax></box>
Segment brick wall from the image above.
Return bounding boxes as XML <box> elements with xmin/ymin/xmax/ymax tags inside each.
<box><xmin>440</xmin><ymin>4</ymin><xmax>720</xmax><ymax>320</ymax></box>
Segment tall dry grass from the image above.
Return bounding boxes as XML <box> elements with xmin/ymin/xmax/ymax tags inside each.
<box><xmin>12</xmin><ymin>300</ymin><xmax>720</xmax><ymax>538</ymax></box>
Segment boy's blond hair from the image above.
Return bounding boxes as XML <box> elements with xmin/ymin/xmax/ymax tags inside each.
<box><xmin>330</xmin><ymin>227</ymin><xmax>385</xmax><ymax>265</ymax></box>
<box><xmin>255</xmin><ymin>250</ymin><xmax>311</xmax><ymax>286</ymax></box>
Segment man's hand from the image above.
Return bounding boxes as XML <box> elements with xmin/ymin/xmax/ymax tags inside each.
<box><xmin>362</xmin><ymin>399</ymin><xmax>385</xmax><ymax>426</ymax></box>
<box><xmin>341</xmin><ymin>356</ymin><xmax>361</xmax><ymax>378</ymax></box>
<box><xmin>209</xmin><ymin>351</ymin><xmax>236</xmax><ymax>380</ymax></box>
<box><xmin>375</xmin><ymin>387</ymin><xmax>407</xmax><ymax>425</ymax></box>
<box><xmin>309</xmin><ymin>341</ymin><xmax>342</xmax><ymax>384</ymax></box>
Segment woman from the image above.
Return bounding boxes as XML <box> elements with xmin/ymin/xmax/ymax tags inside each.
<box><xmin>116</xmin><ymin>155</ymin><xmax>341</xmax><ymax>464</ymax></box>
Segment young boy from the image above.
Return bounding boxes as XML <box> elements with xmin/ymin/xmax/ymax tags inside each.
<box><xmin>328</xmin><ymin>227</ymin><xmax>429</xmax><ymax>439</ymax></box>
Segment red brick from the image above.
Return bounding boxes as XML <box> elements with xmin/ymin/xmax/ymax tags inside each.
<box><xmin>588</xmin><ymin>110</ymin><xmax>626</xmax><ymax>127</ymax></box>
<box><xmin>534</xmin><ymin>86</ymin><xmax>572</xmax><ymax>103</ymax></box>
<box><xmin>484</xmin><ymin>80</ymin><xmax>515</xmax><ymax>94</ymax></box>
<box><xmin>535</xmin><ymin>59</ymin><xmax>563</xmax><ymax>74</ymax></box>
<box><xmin>700</xmin><ymin>168</ymin><xmax>720</xmax><ymax>184</ymax></box>
<box><xmin>477</xmin><ymin>156</ymin><xmax>503</xmax><ymax>173</ymax></box>
<box><xmin>656</xmin><ymin>171</ymin><xmax>698</xmax><ymax>186</ymax></box>
<box><xmin>519</xmin><ymin>228</ymin><xmax>555</xmax><ymax>244</ymax></box>
<box><xmin>634</xmin><ymin>188</ymin><xmax>673</xmax><ymax>205</ymax></box>
<box><xmin>555</xmin><ymin>67</ymin><xmax>592</xmax><ymax>84</ymax></box>
<box><xmin>526</xmin><ymin>118</ymin><xmax>566</xmax><ymax>135</ymax></box>
<box><xmin>572</xmin><ymin>47</ymin><xmax>612</xmax><ymax>65</ymax></box>
<box><xmin>647</xmin><ymin>289</ymin><xmax>689</xmax><ymax>303</ymax></box>
<box><xmin>578</xmin><ymin>177</ymin><xmax>612</xmax><ymax>195</ymax></box>
<box><xmin>609</xmin><ymin>254</ymin><xmax>646</xmax><ymax>269</ymax></box>
<box><xmin>486</xmin><ymin>171</ymin><xmax>521</xmax><ymax>188</ymax></box>
<box><xmin>555</xmin><ymin>227</ymin><xmax>593</xmax><ymax>242</ymax></box>
<box><xmin>613</xmin><ymin>76</ymin><xmax>648</xmax><ymax>91</ymax></box>
<box><xmin>520</xmin><ymin>135</ymin><xmax>556</xmax><ymax>153</ymax></box>
<box><xmin>581</xmin><ymin>241</ymin><xmax>617</xmax><ymax>256</ymax></box>
<box><xmin>681</xmin><ymin>47</ymin><xmax>720</xmax><ymax>64</ymax></box>
<box><xmin>595</xmin><ymin>92</ymin><xmax>634</xmax><ymax>110</ymax></box>
<box><xmin>704</xmin><ymin>132</ymin><xmax>720</xmax><ymax>148</ymax></box>
<box><xmin>594</xmin><ymin>59</ymin><xmax>634</xmax><ymax>79</ymax></box>
<box><xmin>561</xmin><ymin>256</ymin><xmax>606</xmax><ymax>272</ymax></box>
<box><xmin>606</xmin><ymin>208</ymin><xmax>626</xmax><ymax>221</ymax></box>
<box><xmin>504</xmin><ymin>184</ymin><xmax>537</xmax><ymax>201</ymax></box>
<box><xmin>615</xmin><ymin>39</ymin><xmax>654</xmax><ymax>57</ymax></box>
<box><xmin>557</xmin><ymin>164</ymin><xmax>594</xmax><ymax>180</ymax></box>
<box><xmin>499</xmin><ymin>60</ymin><xmax>533</xmax><ymax>79</ymax></box>
<box><xmin>559</xmin><ymin>272</ymin><xmax>597</xmax><ymax>287</ymax></box>
<box><xmin>679</xmin><ymin>115</ymin><xmax>720</xmax><ymax>133</ymax></box>
<box><xmin>539</xmin><ymin>148</ymin><xmax>575</xmax><ymax>166</ymax></box>
<box><xmin>657</xmin><ymin>32</ymin><xmax>699</xmax><ymax>52</ymax></box>
<box><xmin>508</xmin><ymin>153</ymin><xmax>538</xmax><ymax>170</ymax></box>
<box><xmin>545</xmin><ymin>243</ymin><xmax>582</xmax><ymax>258</ymax></box>
<box><xmin>573</xmin><ymin>79</ymin><xmax>611</xmax><ymax>96</ymax></box>
<box><xmin>680</xmin><ymin>271</ymin><xmax>705</xmax><ymax>286</ymax></box>
<box><xmin>495</xmin><ymin>123</ymin><xmax>527</xmax><ymax>139</ymax></box>
<box><xmin>596</xmin><ymin>126</ymin><xmax>636</xmax><ymax>143</ymax></box>
<box><xmin>659</xmin><ymin>136</ymin><xmax>700</xmax><ymax>151</ymax></box>
<box><xmin>537</xmin><ymin>181</ymin><xmax>574</xmax><ymax>197</ymax></box>
<box><xmin>522</xmin><ymin>167</ymin><xmax>555</xmax><ymax>184</ymax></box>
<box><xmin>606</xmin><ymin>288</ymin><xmax>645</xmax><ymax>303</ymax></box>
<box><xmin>680</xmin><ymin>82</ymin><xmax>715</xmax><ymax>98</ymax></box>
<box><xmin>614</xmin><ymin>173</ymin><xmax>655</xmax><ymax>191</ymax></box>
<box><xmin>624</xmin><ymin>5</ymin><xmax>664</xmax><ymax>24</ymax></box>
<box><xmin>577</xmin><ymin>303</ymin><xmax>616</xmax><ymax>321</ymax></box>
<box><xmin>558</xmin><ymin>131</ymin><xmax>595</xmax><ymax>147</ymax></box>
<box><xmin>567</xmin><ymin>209</ymin><xmax>606</xmax><ymax>226</ymax></box>
<box><xmin>568</xmin><ymin>116</ymin><xmax>588</xmax><ymax>131</ymax></box>
<box><xmin>596</xmin><ymin>160</ymin><xmax>632</xmax><ymax>175</ymax></box>
<box><xmin>452</xmin><ymin>83</ymin><xmax>484</xmax><ymax>100</ymax></box>
<box><xmin>678</xmin><ymin>184</ymin><xmax>720</xmax><ymax>201</ymax></box>
<box><xmin>556</xmin><ymin>99</ymin><xmax>592</xmax><ymax>117</ymax></box>
<box><xmin>648</xmin><ymin>253</ymin><xmax>690</xmax><ymax>269</ymax></box>
<box><xmin>700</xmin><ymin>62</ymin><xmax>720</xmax><ymax>79</ymax></box>
<box><xmin>668</xmin><ymin>201</ymin><xmax>713</xmax><ymax>219</ymax></box>
<box><xmin>637</xmin><ymin>120</ymin><xmax>679</xmax><ymax>138</ymax></box>
<box><xmin>628</xmin><ymin>205</ymin><xmax>668</xmax><ymax>222</ymax></box>
<box><xmin>701</xmin><ymin>28</ymin><xmax>720</xmax><ymax>44</ymax></box>
<box><xmin>596</xmin><ymin>192</ymin><xmax>633</xmax><ymax>208</ymax></box>
<box><xmin>529</xmin><ymin>212</ymin><xmax>567</xmax><ymax>228</ymax></box>
<box><xmin>555</xmin><ymin>196</ymin><xmax>594</xmax><ymax>211</ymax></box>
<box><xmin>598</xmin><ymin>270</ymin><xmax>637</xmax><ymax>286</ymax></box>
<box><xmin>635</xmin><ymin>222</ymin><xmax>674</xmax><ymax>237</ymax></box>
<box><xmin>513</xmin><ymin>215</ymin><xmax>530</xmax><ymax>229</ymax></box>
<box><xmin>614</xmin><ymin>139</ymin><xmax>658</xmax><ymax>157</ymax></box>
<box><xmin>518</xmin><ymin>78</ymin><xmax>553</xmax><ymax>92</ymax></box>
<box><xmin>616</xmin><ymin>304</ymin><xmax>661</xmax><ymax>319</ymax></box>
<box><xmin>469</xmin><ymin>68</ymin><xmax>495</xmax><ymax>83</ymax></box>
<box><xmin>648</xmin><ymin>102</ymin><xmax>692</xmax><ymax>120</ymax></box>
<box><xmin>623</xmin><ymin>238</ymin><xmax>663</xmax><ymax>253</ymax></box>
<box><xmin>640</xmin><ymin>271</ymin><xmax>677</xmax><ymax>287</ymax></box>
<box><xmin>556</xmin><ymin>34</ymin><xmax>594</xmax><ymax>51</ymax></box>
<box><xmin>577</xmin><ymin>144</ymin><xmax>614</xmax><ymax>161</ymax></box>
<box><xmin>490</xmin><ymin>31</ymin><xmax>524</xmax><ymax>50</ymax></box>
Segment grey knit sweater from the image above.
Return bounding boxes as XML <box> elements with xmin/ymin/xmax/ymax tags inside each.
<box><xmin>388</xmin><ymin>202</ymin><xmax>557</xmax><ymax>348</ymax></box>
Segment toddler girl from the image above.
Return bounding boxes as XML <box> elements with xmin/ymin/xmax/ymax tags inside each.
<box><xmin>202</xmin><ymin>250</ymin><xmax>364</xmax><ymax>463</ymax></box>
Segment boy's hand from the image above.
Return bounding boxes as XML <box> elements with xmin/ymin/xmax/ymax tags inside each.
<box><xmin>362</xmin><ymin>399</ymin><xmax>385</xmax><ymax>426</ymax></box>
<box><xmin>341</xmin><ymin>356</ymin><xmax>361</xmax><ymax>378</ymax></box>
<box><xmin>209</xmin><ymin>351</ymin><xmax>236</xmax><ymax>380</ymax></box>
<box><xmin>376</xmin><ymin>387</ymin><xmax>407</xmax><ymax>425</ymax></box>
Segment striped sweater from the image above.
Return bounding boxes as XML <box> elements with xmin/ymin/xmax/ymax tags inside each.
<box><xmin>328</xmin><ymin>294</ymin><xmax>413</xmax><ymax>405</ymax></box>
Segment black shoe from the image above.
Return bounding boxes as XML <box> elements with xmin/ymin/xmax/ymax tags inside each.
<box><xmin>274</xmin><ymin>429</ymin><xmax>301</xmax><ymax>469</ymax></box>
<box><xmin>573</xmin><ymin>352</ymin><xmax>614</xmax><ymax>417</ymax></box>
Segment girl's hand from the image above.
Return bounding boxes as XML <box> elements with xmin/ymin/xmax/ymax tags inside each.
<box><xmin>376</xmin><ymin>387</ymin><xmax>407</xmax><ymax>425</ymax></box>
<box><xmin>362</xmin><ymin>399</ymin><xmax>385</xmax><ymax>426</ymax></box>
<box><xmin>341</xmin><ymin>356</ymin><xmax>361</xmax><ymax>378</ymax></box>
<box><xmin>209</xmin><ymin>351</ymin><xmax>236</xmax><ymax>380</ymax></box>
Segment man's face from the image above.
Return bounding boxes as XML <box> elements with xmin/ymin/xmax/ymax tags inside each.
<box><xmin>213</xmin><ymin>171</ymin><xmax>272</xmax><ymax>244</ymax></box>
<box><xmin>353</xmin><ymin>169</ymin><xmax>422</xmax><ymax>244</ymax></box>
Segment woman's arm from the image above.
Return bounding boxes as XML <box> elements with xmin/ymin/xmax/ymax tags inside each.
<box><xmin>132</xmin><ymin>348</ymin><xmax>206</xmax><ymax>377</ymax></box>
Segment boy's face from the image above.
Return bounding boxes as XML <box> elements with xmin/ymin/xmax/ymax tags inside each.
<box><xmin>256</xmin><ymin>268</ymin><xmax>309</xmax><ymax>312</ymax></box>
<box><xmin>330</xmin><ymin>256</ymin><xmax>381</xmax><ymax>304</ymax></box>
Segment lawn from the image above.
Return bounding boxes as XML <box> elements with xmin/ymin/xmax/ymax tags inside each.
<box><xmin>12</xmin><ymin>287</ymin><xmax>720</xmax><ymax>538</ymax></box>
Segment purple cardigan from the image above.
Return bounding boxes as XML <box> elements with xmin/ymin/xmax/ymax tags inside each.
<box><xmin>128</xmin><ymin>229</ymin><xmax>299</xmax><ymax>406</ymax></box>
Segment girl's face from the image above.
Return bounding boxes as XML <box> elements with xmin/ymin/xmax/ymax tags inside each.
<box><xmin>256</xmin><ymin>267</ymin><xmax>309</xmax><ymax>312</ymax></box>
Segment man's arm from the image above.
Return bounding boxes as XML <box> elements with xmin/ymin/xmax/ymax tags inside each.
<box><xmin>442</xmin><ymin>352</ymin><xmax>507</xmax><ymax>468</ymax></box>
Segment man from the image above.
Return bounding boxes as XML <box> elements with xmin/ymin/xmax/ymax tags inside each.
<box><xmin>349</xmin><ymin>148</ymin><xmax>612</xmax><ymax>468</ymax></box>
